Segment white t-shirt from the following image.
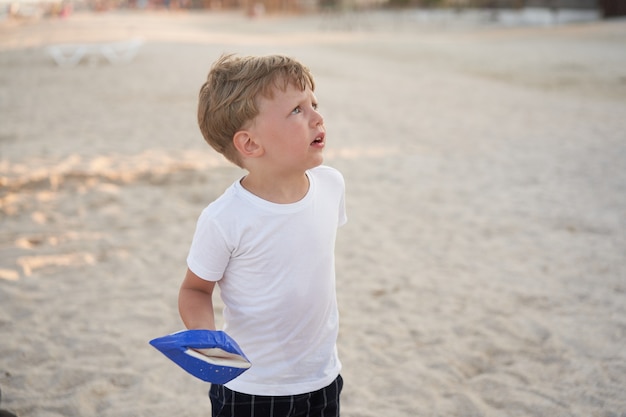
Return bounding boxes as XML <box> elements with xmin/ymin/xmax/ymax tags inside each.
<box><xmin>187</xmin><ymin>165</ymin><xmax>347</xmax><ymax>396</ymax></box>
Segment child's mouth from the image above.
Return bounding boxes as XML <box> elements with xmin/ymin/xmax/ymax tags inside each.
<box><xmin>311</xmin><ymin>133</ymin><xmax>325</xmax><ymax>146</ymax></box>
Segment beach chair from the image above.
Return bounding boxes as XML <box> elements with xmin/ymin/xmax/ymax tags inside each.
<box><xmin>46</xmin><ymin>38</ymin><xmax>143</xmax><ymax>67</ymax></box>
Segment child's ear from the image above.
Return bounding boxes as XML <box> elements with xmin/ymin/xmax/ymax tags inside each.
<box><xmin>233</xmin><ymin>130</ymin><xmax>264</xmax><ymax>158</ymax></box>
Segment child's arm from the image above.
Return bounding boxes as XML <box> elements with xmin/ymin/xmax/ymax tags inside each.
<box><xmin>178</xmin><ymin>268</ymin><xmax>217</xmax><ymax>331</ymax></box>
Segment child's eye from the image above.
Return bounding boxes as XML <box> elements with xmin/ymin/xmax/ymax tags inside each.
<box><xmin>312</xmin><ymin>103</ymin><xmax>318</xmax><ymax>110</ymax></box>
<box><xmin>291</xmin><ymin>106</ymin><xmax>302</xmax><ymax>115</ymax></box>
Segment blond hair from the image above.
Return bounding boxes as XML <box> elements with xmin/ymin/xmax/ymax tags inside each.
<box><xmin>197</xmin><ymin>54</ymin><xmax>316</xmax><ymax>167</ymax></box>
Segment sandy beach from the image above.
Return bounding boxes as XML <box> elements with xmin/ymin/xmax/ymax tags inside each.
<box><xmin>1</xmin><ymin>9</ymin><xmax>625</xmax><ymax>417</ymax></box>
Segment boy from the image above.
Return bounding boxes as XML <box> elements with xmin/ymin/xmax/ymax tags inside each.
<box><xmin>178</xmin><ymin>54</ymin><xmax>346</xmax><ymax>417</ymax></box>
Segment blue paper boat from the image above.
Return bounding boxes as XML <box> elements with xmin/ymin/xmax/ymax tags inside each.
<box><xmin>149</xmin><ymin>330</ymin><xmax>251</xmax><ymax>384</ymax></box>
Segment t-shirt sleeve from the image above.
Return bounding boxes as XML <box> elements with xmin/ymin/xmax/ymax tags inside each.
<box><xmin>335</xmin><ymin>169</ymin><xmax>348</xmax><ymax>227</ymax></box>
<box><xmin>338</xmin><ymin>180</ymin><xmax>347</xmax><ymax>227</ymax></box>
<box><xmin>186</xmin><ymin>211</ymin><xmax>231</xmax><ymax>282</ymax></box>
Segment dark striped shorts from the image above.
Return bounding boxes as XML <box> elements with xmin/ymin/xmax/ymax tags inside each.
<box><xmin>209</xmin><ymin>375</ymin><xmax>343</xmax><ymax>417</ymax></box>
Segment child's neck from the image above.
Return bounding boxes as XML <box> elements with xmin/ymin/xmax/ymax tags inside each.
<box><xmin>241</xmin><ymin>171</ymin><xmax>309</xmax><ymax>204</ymax></box>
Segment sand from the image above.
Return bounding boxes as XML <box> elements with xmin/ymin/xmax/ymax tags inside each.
<box><xmin>1</xmin><ymin>9</ymin><xmax>625</xmax><ymax>417</ymax></box>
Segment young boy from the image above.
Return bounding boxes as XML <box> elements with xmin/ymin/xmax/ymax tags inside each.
<box><xmin>178</xmin><ymin>54</ymin><xmax>346</xmax><ymax>417</ymax></box>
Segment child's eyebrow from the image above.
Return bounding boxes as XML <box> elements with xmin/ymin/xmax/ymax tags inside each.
<box><xmin>297</xmin><ymin>98</ymin><xmax>318</xmax><ymax>109</ymax></box>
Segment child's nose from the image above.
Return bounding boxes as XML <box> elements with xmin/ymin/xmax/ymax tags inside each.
<box><xmin>312</xmin><ymin>108</ymin><xmax>324</xmax><ymax>126</ymax></box>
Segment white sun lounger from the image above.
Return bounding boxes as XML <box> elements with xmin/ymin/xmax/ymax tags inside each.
<box><xmin>46</xmin><ymin>38</ymin><xmax>143</xmax><ymax>67</ymax></box>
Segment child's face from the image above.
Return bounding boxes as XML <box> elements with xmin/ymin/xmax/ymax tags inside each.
<box><xmin>249</xmin><ymin>81</ymin><xmax>325</xmax><ymax>174</ymax></box>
